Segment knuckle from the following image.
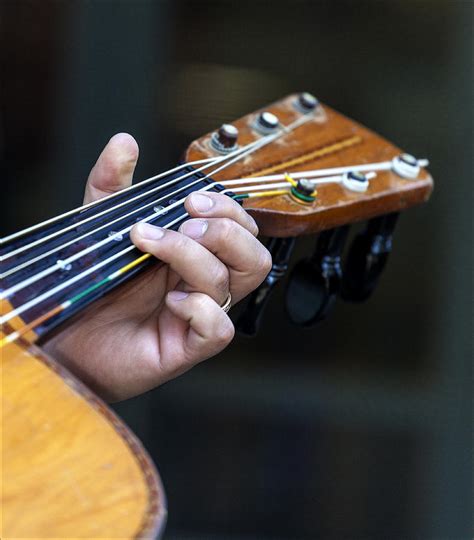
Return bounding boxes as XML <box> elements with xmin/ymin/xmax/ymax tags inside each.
<box><xmin>247</xmin><ymin>215</ymin><xmax>259</xmax><ymax>236</ymax></box>
<box><xmin>212</xmin><ymin>263</ymin><xmax>230</xmax><ymax>294</ymax></box>
<box><xmin>215</xmin><ymin>319</ymin><xmax>235</xmax><ymax>345</ymax></box>
<box><xmin>257</xmin><ymin>246</ymin><xmax>273</xmax><ymax>276</ymax></box>
<box><xmin>216</xmin><ymin>217</ymin><xmax>236</xmax><ymax>241</ymax></box>
<box><xmin>193</xmin><ymin>294</ymin><xmax>210</xmax><ymax>313</ymax></box>
<box><xmin>172</xmin><ymin>231</ymin><xmax>189</xmax><ymax>252</ymax></box>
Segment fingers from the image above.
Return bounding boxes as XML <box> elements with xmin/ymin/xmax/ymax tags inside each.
<box><xmin>164</xmin><ymin>290</ymin><xmax>234</xmax><ymax>365</ymax></box>
<box><xmin>83</xmin><ymin>133</ymin><xmax>139</xmax><ymax>204</ymax></box>
<box><xmin>130</xmin><ymin>223</ymin><xmax>230</xmax><ymax>304</ymax></box>
<box><xmin>179</xmin><ymin>217</ymin><xmax>272</xmax><ymax>303</ymax></box>
<box><xmin>185</xmin><ymin>191</ymin><xmax>259</xmax><ymax>237</ymax></box>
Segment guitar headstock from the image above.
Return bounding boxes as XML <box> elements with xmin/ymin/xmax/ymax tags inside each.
<box><xmin>185</xmin><ymin>93</ymin><xmax>433</xmax><ymax>237</ymax></box>
<box><xmin>184</xmin><ymin>93</ymin><xmax>433</xmax><ymax>331</ymax></box>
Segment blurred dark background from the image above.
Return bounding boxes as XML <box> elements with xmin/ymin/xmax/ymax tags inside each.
<box><xmin>1</xmin><ymin>1</ymin><xmax>472</xmax><ymax>539</ymax></box>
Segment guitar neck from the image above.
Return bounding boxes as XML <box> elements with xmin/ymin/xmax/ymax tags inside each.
<box><xmin>0</xmin><ymin>165</ymin><xmax>220</xmax><ymax>341</ymax></box>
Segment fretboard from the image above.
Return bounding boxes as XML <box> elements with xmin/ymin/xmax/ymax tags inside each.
<box><xmin>0</xmin><ymin>165</ymin><xmax>223</xmax><ymax>340</ymax></box>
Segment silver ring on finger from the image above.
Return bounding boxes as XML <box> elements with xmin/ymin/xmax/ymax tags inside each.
<box><xmin>220</xmin><ymin>292</ymin><xmax>232</xmax><ymax>313</ymax></box>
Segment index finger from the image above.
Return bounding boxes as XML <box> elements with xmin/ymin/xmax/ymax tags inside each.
<box><xmin>184</xmin><ymin>191</ymin><xmax>259</xmax><ymax>237</ymax></box>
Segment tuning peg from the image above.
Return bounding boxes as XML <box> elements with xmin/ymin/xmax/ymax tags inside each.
<box><xmin>341</xmin><ymin>212</ymin><xmax>399</xmax><ymax>303</ymax></box>
<box><xmin>294</xmin><ymin>92</ymin><xmax>320</xmax><ymax>113</ymax></box>
<box><xmin>211</xmin><ymin>123</ymin><xmax>239</xmax><ymax>153</ymax></box>
<box><xmin>285</xmin><ymin>226</ymin><xmax>349</xmax><ymax>326</ymax></box>
<box><xmin>253</xmin><ymin>111</ymin><xmax>280</xmax><ymax>134</ymax></box>
<box><xmin>236</xmin><ymin>237</ymin><xmax>295</xmax><ymax>336</ymax></box>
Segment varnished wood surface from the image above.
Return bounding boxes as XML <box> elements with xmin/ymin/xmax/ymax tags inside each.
<box><xmin>185</xmin><ymin>94</ymin><xmax>433</xmax><ymax>237</ymax></box>
<box><xmin>0</xmin><ymin>336</ymin><xmax>166</xmax><ymax>538</ymax></box>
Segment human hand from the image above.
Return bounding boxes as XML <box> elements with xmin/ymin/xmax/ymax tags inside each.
<box><xmin>44</xmin><ymin>134</ymin><xmax>272</xmax><ymax>401</ymax></box>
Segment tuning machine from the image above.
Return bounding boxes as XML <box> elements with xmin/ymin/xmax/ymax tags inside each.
<box><xmin>285</xmin><ymin>226</ymin><xmax>349</xmax><ymax>326</ymax></box>
<box><xmin>341</xmin><ymin>213</ymin><xmax>399</xmax><ymax>302</ymax></box>
<box><xmin>236</xmin><ymin>237</ymin><xmax>295</xmax><ymax>336</ymax></box>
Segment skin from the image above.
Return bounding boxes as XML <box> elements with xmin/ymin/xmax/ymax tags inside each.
<box><xmin>44</xmin><ymin>133</ymin><xmax>272</xmax><ymax>402</ymax></box>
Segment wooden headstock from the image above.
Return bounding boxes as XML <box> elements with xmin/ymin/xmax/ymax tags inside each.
<box><xmin>185</xmin><ymin>93</ymin><xmax>433</xmax><ymax>237</ymax></box>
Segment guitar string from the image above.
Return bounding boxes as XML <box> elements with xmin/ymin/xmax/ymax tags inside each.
<box><xmin>1</xmin><ymin>167</ymin><xmax>351</xmax><ymax>282</ymax></box>
<box><xmin>1</xmin><ymin>113</ymin><xmax>314</xmax><ymax>260</ymax></box>
<box><xmin>1</xmin><ymin>177</ymin><xmax>301</xmax><ymax>346</ymax></box>
<box><xmin>0</xmin><ymin>114</ymin><xmax>313</xmax><ymax>318</ymax></box>
<box><xmin>0</xmin><ymin>165</ymin><xmax>388</xmax><ymax>344</ymax></box>
<box><xmin>1</xmin><ymin>128</ymin><xmax>391</xmax><ymax>277</ymax></box>
<box><xmin>0</xmin><ymin>133</ymin><xmax>279</xmax><ymax>260</ymax></box>
<box><xmin>1</xmin><ymin>158</ymin><xmax>384</xmax><ymax>297</ymax></box>
<box><xmin>0</xmin><ymin>163</ymin><xmax>430</xmax><ymax>344</ymax></box>
<box><xmin>0</xmin><ymin>174</ymin><xmax>298</xmax><ymax>336</ymax></box>
<box><xmin>223</xmin><ymin>158</ymin><xmax>430</xmax><ymax>183</ymax></box>
<box><xmin>0</xmin><ymin>115</ymin><xmax>312</xmax><ymax>293</ymax></box>
<box><xmin>0</xmin><ymin>155</ymin><xmax>219</xmax><ymax>245</ymax></box>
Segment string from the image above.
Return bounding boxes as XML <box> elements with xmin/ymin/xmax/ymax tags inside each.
<box><xmin>0</xmin><ymin>165</ymin><xmax>382</xmax><ymax>341</ymax></box>
<box><xmin>1</xmin><ymin>115</ymin><xmax>312</xmax><ymax>260</ymax></box>
<box><xmin>0</xmin><ymin>136</ymin><xmax>275</xmax><ymax>260</ymax></box>
<box><xmin>1</xmin><ymin>168</ymin><xmax>374</xmax><ymax>299</ymax></box>
<box><xmin>1</xmin><ymin>114</ymin><xmax>314</xmax><ymax>308</ymax></box>
<box><xmin>1</xmin><ymin>168</ymin><xmax>346</xmax><ymax>281</ymax></box>
<box><xmin>2</xmin><ymin>172</ymin><xmax>293</xmax><ymax>330</ymax></box>
<box><xmin>223</xmin><ymin>158</ymin><xmax>429</xmax><ymax>184</ymax></box>
<box><xmin>0</xmin><ymin>156</ymin><xmax>218</xmax><ymax>245</ymax></box>
<box><xmin>2</xmin><ymin>173</ymin><xmax>292</xmax><ymax>342</ymax></box>
<box><xmin>0</xmin><ymin>212</ymin><xmax>188</xmax><ymax>329</ymax></box>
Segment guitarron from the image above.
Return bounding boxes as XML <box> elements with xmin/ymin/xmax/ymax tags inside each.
<box><xmin>0</xmin><ymin>93</ymin><xmax>433</xmax><ymax>538</ymax></box>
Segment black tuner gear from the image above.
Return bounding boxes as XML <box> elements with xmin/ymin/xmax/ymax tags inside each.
<box><xmin>341</xmin><ymin>212</ymin><xmax>399</xmax><ymax>303</ymax></box>
<box><xmin>211</xmin><ymin>123</ymin><xmax>239</xmax><ymax>153</ymax></box>
<box><xmin>285</xmin><ymin>226</ymin><xmax>349</xmax><ymax>327</ymax></box>
<box><xmin>294</xmin><ymin>92</ymin><xmax>319</xmax><ymax>113</ymax></box>
<box><xmin>236</xmin><ymin>237</ymin><xmax>295</xmax><ymax>336</ymax></box>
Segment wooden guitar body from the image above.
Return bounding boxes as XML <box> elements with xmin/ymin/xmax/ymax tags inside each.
<box><xmin>1</xmin><ymin>318</ymin><xmax>166</xmax><ymax>538</ymax></box>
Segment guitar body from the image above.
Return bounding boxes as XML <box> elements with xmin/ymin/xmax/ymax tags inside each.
<box><xmin>1</xmin><ymin>321</ymin><xmax>166</xmax><ymax>538</ymax></box>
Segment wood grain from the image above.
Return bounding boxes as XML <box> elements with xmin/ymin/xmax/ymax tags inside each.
<box><xmin>185</xmin><ymin>94</ymin><xmax>433</xmax><ymax>236</ymax></box>
<box><xmin>0</xmin><ymin>335</ymin><xmax>166</xmax><ymax>538</ymax></box>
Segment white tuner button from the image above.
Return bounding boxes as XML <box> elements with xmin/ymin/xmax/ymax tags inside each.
<box><xmin>392</xmin><ymin>153</ymin><xmax>421</xmax><ymax>179</ymax></box>
<box><xmin>253</xmin><ymin>111</ymin><xmax>279</xmax><ymax>134</ymax></box>
<box><xmin>342</xmin><ymin>171</ymin><xmax>369</xmax><ymax>193</ymax></box>
<box><xmin>294</xmin><ymin>92</ymin><xmax>319</xmax><ymax>113</ymax></box>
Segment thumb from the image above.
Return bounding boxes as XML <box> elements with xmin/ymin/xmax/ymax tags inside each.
<box><xmin>83</xmin><ymin>133</ymin><xmax>139</xmax><ymax>204</ymax></box>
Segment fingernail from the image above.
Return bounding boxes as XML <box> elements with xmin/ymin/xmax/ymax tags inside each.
<box><xmin>136</xmin><ymin>223</ymin><xmax>165</xmax><ymax>240</ymax></box>
<box><xmin>168</xmin><ymin>290</ymin><xmax>189</xmax><ymax>301</ymax></box>
<box><xmin>181</xmin><ymin>219</ymin><xmax>208</xmax><ymax>239</ymax></box>
<box><xmin>191</xmin><ymin>193</ymin><xmax>214</xmax><ymax>212</ymax></box>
